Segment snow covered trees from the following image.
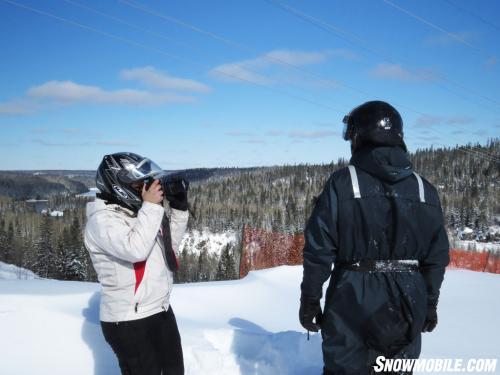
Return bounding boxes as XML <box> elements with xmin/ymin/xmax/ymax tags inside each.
<box><xmin>215</xmin><ymin>245</ymin><xmax>237</xmax><ymax>281</ymax></box>
<box><xmin>0</xmin><ymin>140</ymin><xmax>498</xmax><ymax>282</ymax></box>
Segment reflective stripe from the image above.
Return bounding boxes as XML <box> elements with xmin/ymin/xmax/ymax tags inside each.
<box><xmin>348</xmin><ymin>165</ymin><xmax>361</xmax><ymax>199</ymax></box>
<box><xmin>413</xmin><ymin>172</ymin><xmax>425</xmax><ymax>203</ymax></box>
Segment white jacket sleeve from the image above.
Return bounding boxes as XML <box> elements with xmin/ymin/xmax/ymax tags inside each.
<box><xmin>87</xmin><ymin>202</ymin><xmax>165</xmax><ymax>263</ymax></box>
<box><xmin>169</xmin><ymin>208</ymin><xmax>189</xmax><ymax>254</ymax></box>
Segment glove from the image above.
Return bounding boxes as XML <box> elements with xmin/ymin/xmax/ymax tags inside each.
<box><xmin>165</xmin><ymin>178</ymin><xmax>189</xmax><ymax>211</ymax></box>
<box><xmin>422</xmin><ymin>304</ymin><xmax>438</xmax><ymax>332</ymax></box>
<box><xmin>299</xmin><ymin>294</ymin><xmax>323</xmax><ymax>332</ymax></box>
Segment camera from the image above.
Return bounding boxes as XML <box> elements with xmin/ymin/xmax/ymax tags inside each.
<box><xmin>144</xmin><ymin>175</ymin><xmax>189</xmax><ymax>196</ymax></box>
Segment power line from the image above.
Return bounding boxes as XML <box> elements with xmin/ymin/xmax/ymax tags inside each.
<box><xmin>441</xmin><ymin>0</ymin><xmax>500</xmax><ymax>32</ymax></box>
<box><xmin>382</xmin><ymin>0</ymin><xmax>482</xmax><ymax>53</ymax></box>
<box><xmin>2</xmin><ymin>0</ymin><xmax>496</xmax><ymax>162</ymax></box>
<box><xmin>266</xmin><ymin>0</ymin><xmax>500</xmax><ymax>110</ymax></box>
<box><xmin>1</xmin><ymin>0</ymin><xmax>342</xmax><ymax>112</ymax></box>
<box><xmin>117</xmin><ymin>0</ymin><xmax>500</xmax><ymax>156</ymax></box>
<box><xmin>118</xmin><ymin>0</ymin><xmax>372</xmax><ymax>99</ymax></box>
<box><xmin>63</xmin><ymin>0</ymin><xmax>355</xmax><ymax>111</ymax></box>
<box><xmin>61</xmin><ymin>0</ymin><xmax>194</xmax><ymax>50</ymax></box>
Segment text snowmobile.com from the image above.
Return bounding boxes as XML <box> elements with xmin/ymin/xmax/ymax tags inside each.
<box><xmin>373</xmin><ymin>357</ymin><xmax>498</xmax><ymax>373</ymax></box>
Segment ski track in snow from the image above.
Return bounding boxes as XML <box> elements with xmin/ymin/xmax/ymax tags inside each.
<box><xmin>0</xmin><ymin>266</ymin><xmax>499</xmax><ymax>374</ymax></box>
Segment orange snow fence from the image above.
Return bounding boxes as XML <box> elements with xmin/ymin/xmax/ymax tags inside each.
<box><xmin>239</xmin><ymin>225</ymin><xmax>304</xmax><ymax>278</ymax></box>
<box><xmin>448</xmin><ymin>249</ymin><xmax>500</xmax><ymax>274</ymax></box>
<box><xmin>239</xmin><ymin>226</ymin><xmax>500</xmax><ymax>278</ymax></box>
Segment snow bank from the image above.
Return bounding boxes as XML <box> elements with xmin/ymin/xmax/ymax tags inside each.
<box><xmin>0</xmin><ymin>261</ymin><xmax>38</xmax><ymax>280</ymax></box>
<box><xmin>0</xmin><ymin>267</ymin><xmax>498</xmax><ymax>374</ymax></box>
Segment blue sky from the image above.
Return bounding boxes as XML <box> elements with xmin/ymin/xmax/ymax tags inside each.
<box><xmin>0</xmin><ymin>0</ymin><xmax>499</xmax><ymax>170</ymax></box>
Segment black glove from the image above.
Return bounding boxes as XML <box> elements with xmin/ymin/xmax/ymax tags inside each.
<box><xmin>422</xmin><ymin>304</ymin><xmax>438</xmax><ymax>332</ymax></box>
<box><xmin>164</xmin><ymin>178</ymin><xmax>189</xmax><ymax>211</ymax></box>
<box><xmin>299</xmin><ymin>294</ymin><xmax>323</xmax><ymax>332</ymax></box>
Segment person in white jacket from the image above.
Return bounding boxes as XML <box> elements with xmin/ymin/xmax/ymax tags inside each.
<box><xmin>84</xmin><ymin>152</ymin><xmax>189</xmax><ymax>375</ymax></box>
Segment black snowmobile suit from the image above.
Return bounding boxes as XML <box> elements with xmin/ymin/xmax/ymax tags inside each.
<box><xmin>301</xmin><ymin>145</ymin><xmax>450</xmax><ymax>374</ymax></box>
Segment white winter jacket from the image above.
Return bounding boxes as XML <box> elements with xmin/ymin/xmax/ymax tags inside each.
<box><xmin>84</xmin><ymin>199</ymin><xmax>188</xmax><ymax>322</ymax></box>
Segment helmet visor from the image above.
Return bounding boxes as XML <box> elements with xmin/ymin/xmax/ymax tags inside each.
<box><xmin>118</xmin><ymin>157</ymin><xmax>163</xmax><ymax>183</ymax></box>
<box><xmin>342</xmin><ymin>115</ymin><xmax>351</xmax><ymax>141</ymax></box>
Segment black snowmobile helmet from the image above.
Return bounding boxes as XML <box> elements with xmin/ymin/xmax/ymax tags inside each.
<box><xmin>342</xmin><ymin>100</ymin><xmax>407</xmax><ymax>152</ymax></box>
<box><xmin>95</xmin><ymin>152</ymin><xmax>165</xmax><ymax>212</ymax></box>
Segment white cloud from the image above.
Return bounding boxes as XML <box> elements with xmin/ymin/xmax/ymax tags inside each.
<box><xmin>226</xmin><ymin>130</ymin><xmax>255</xmax><ymax>137</ymax></box>
<box><xmin>32</xmin><ymin>138</ymin><xmax>90</xmax><ymax>147</ymax></box>
<box><xmin>370</xmin><ymin>63</ymin><xmax>437</xmax><ymax>82</ymax></box>
<box><xmin>0</xmin><ymin>99</ymin><xmax>37</xmax><ymax>115</ymax></box>
<box><xmin>484</xmin><ymin>57</ymin><xmax>497</xmax><ymax>70</ymax></box>
<box><xmin>424</xmin><ymin>31</ymin><xmax>476</xmax><ymax>47</ymax></box>
<box><xmin>415</xmin><ymin>115</ymin><xmax>442</xmax><ymax>127</ymax></box>
<box><xmin>210</xmin><ymin>49</ymin><xmax>334</xmax><ymax>85</ymax></box>
<box><xmin>97</xmin><ymin>140</ymin><xmax>137</xmax><ymax>146</ymax></box>
<box><xmin>415</xmin><ymin>114</ymin><xmax>475</xmax><ymax>127</ymax></box>
<box><xmin>121</xmin><ymin>66</ymin><xmax>211</xmax><ymax>93</ymax></box>
<box><xmin>211</xmin><ymin>63</ymin><xmax>273</xmax><ymax>85</ymax></box>
<box><xmin>446</xmin><ymin>116</ymin><xmax>475</xmax><ymax>125</ymax></box>
<box><xmin>28</xmin><ymin>81</ymin><xmax>195</xmax><ymax>105</ymax></box>
<box><xmin>264</xmin><ymin>50</ymin><xmax>328</xmax><ymax>66</ymax></box>
<box><xmin>288</xmin><ymin>130</ymin><xmax>338</xmax><ymax>138</ymax></box>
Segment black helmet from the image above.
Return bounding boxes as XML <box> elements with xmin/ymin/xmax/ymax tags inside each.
<box><xmin>96</xmin><ymin>152</ymin><xmax>164</xmax><ymax>212</ymax></box>
<box><xmin>342</xmin><ymin>100</ymin><xmax>406</xmax><ymax>151</ymax></box>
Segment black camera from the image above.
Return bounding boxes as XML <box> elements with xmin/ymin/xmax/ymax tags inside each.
<box><xmin>144</xmin><ymin>175</ymin><xmax>189</xmax><ymax>196</ymax></box>
<box><xmin>160</xmin><ymin>176</ymin><xmax>189</xmax><ymax>196</ymax></box>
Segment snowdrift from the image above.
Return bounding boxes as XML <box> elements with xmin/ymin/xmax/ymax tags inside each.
<box><xmin>0</xmin><ymin>267</ymin><xmax>499</xmax><ymax>374</ymax></box>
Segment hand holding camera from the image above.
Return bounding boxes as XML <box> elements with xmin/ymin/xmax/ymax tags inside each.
<box><xmin>141</xmin><ymin>179</ymin><xmax>164</xmax><ymax>205</ymax></box>
<box><xmin>163</xmin><ymin>177</ymin><xmax>189</xmax><ymax>211</ymax></box>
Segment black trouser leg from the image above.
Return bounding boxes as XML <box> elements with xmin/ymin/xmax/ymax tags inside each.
<box><xmin>155</xmin><ymin>307</ymin><xmax>184</xmax><ymax>375</ymax></box>
<box><xmin>101</xmin><ymin>308</ymin><xmax>184</xmax><ymax>375</ymax></box>
<box><xmin>101</xmin><ymin>318</ymin><xmax>161</xmax><ymax>375</ymax></box>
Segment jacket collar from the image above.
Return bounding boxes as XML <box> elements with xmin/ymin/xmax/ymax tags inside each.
<box><xmin>350</xmin><ymin>145</ymin><xmax>413</xmax><ymax>182</ymax></box>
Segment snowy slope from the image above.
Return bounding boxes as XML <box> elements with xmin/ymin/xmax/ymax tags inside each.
<box><xmin>0</xmin><ymin>261</ymin><xmax>38</xmax><ymax>280</ymax></box>
<box><xmin>0</xmin><ymin>267</ymin><xmax>499</xmax><ymax>374</ymax></box>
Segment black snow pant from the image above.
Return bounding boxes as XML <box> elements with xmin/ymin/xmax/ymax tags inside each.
<box><xmin>101</xmin><ymin>306</ymin><xmax>184</xmax><ymax>375</ymax></box>
<box><xmin>320</xmin><ymin>271</ymin><xmax>426</xmax><ymax>375</ymax></box>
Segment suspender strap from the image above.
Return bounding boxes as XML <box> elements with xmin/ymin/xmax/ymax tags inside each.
<box><xmin>413</xmin><ymin>172</ymin><xmax>426</xmax><ymax>203</ymax></box>
<box><xmin>348</xmin><ymin>165</ymin><xmax>361</xmax><ymax>199</ymax></box>
<box><xmin>349</xmin><ymin>166</ymin><xmax>425</xmax><ymax>203</ymax></box>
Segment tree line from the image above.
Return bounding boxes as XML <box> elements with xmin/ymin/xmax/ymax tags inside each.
<box><xmin>0</xmin><ymin>140</ymin><xmax>498</xmax><ymax>283</ymax></box>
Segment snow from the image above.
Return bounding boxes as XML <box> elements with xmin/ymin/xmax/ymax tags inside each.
<box><xmin>50</xmin><ymin>210</ymin><xmax>64</xmax><ymax>217</ymax></box>
<box><xmin>454</xmin><ymin>240</ymin><xmax>500</xmax><ymax>252</ymax></box>
<box><xmin>0</xmin><ymin>261</ymin><xmax>38</xmax><ymax>280</ymax></box>
<box><xmin>179</xmin><ymin>229</ymin><xmax>239</xmax><ymax>256</ymax></box>
<box><xmin>0</xmin><ymin>267</ymin><xmax>499</xmax><ymax>374</ymax></box>
<box><xmin>462</xmin><ymin>227</ymin><xmax>474</xmax><ymax>235</ymax></box>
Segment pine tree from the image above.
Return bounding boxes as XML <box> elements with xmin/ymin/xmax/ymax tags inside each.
<box><xmin>2</xmin><ymin>221</ymin><xmax>15</xmax><ymax>264</ymax></box>
<box><xmin>34</xmin><ymin>215</ymin><xmax>56</xmax><ymax>278</ymax></box>
<box><xmin>197</xmin><ymin>249</ymin><xmax>209</xmax><ymax>281</ymax></box>
<box><xmin>0</xmin><ymin>217</ymin><xmax>7</xmax><ymax>263</ymax></box>
<box><xmin>64</xmin><ymin>216</ymin><xmax>88</xmax><ymax>281</ymax></box>
<box><xmin>215</xmin><ymin>244</ymin><xmax>237</xmax><ymax>281</ymax></box>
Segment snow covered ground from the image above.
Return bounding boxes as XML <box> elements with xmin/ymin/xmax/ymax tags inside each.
<box><xmin>0</xmin><ymin>266</ymin><xmax>499</xmax><ymax>374</ymax></box>
<box><xmin>0</xmin><ymin>261</ymin><xmax>38</xmax><ymax>280</ymax></box>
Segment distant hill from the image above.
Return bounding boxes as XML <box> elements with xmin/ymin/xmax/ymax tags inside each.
<box><xmin>0</xmin><ymin>167</ymin><xmax>257</xmax><ymax>199</ymax></box>
<box><xmin>0</xmin><ymin>172</ymin><xmax>89</xmax><ymax>199</ymax></box>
